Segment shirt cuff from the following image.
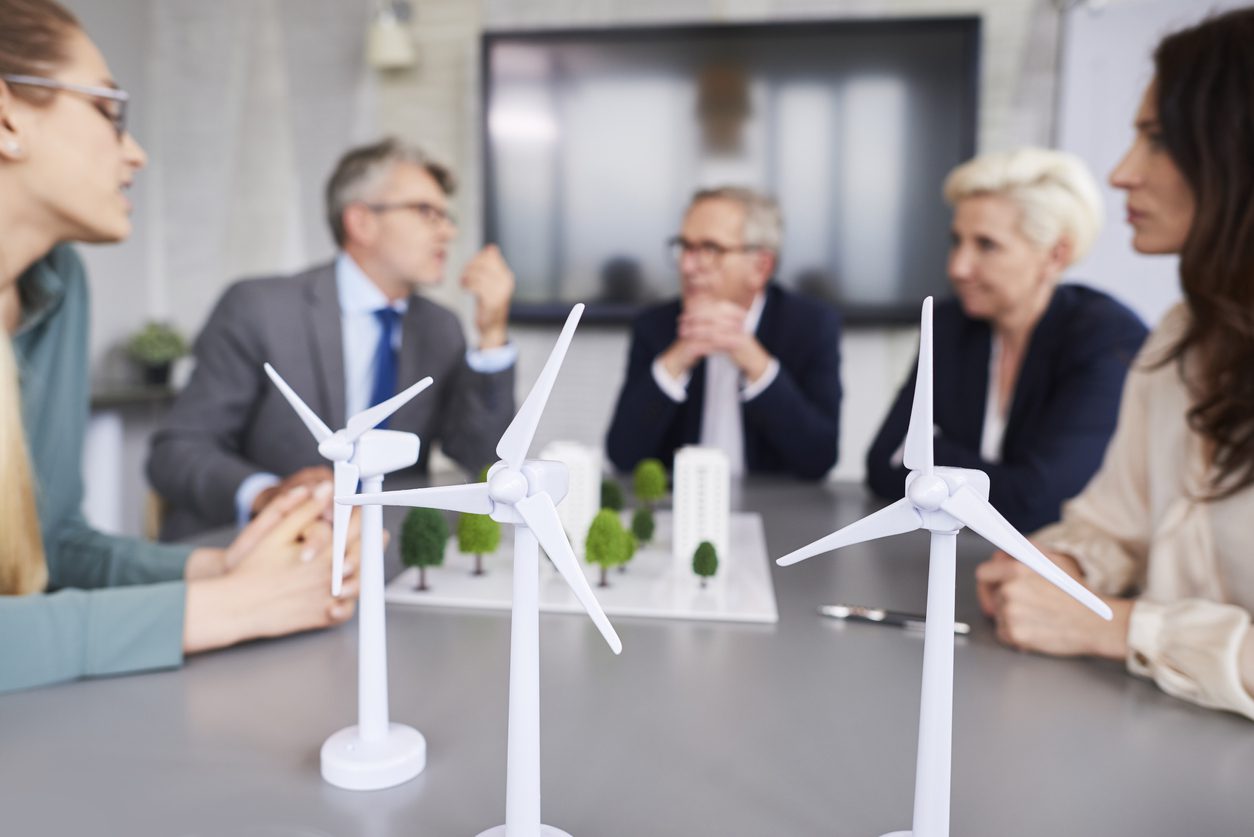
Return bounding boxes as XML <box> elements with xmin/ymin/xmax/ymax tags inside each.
<box><xmin>740</xmin><ymin>357</ymin><xmax>780</xmax><ymax>402</ymax></box>
<box><xmin>235</xmin><ymin>472</ymin><xmax>280</xmax><ymax>527</ymax></box>
<box><xmin>467</xmin><ymin>341</ymin><xmax>518</xmax><ymax>374</ymax></box>
<box><xmin>651</xmin><ymin>357</ymin><xmax>690</xmax><ymax>402</ymax></box>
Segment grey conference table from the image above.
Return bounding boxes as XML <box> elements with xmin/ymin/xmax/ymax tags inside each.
<box><xmin>4</xmin><ymin>480</ymin><xmax>1253</xmax><ymax>837</ymax></box>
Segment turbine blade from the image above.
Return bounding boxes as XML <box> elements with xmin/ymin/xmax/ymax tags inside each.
<box><xmin>338</xmin><ymin>482</ymin><xmax>493</xmax><ymax>515</ymax></box>
<box><xmin>264</xmin><ymin>363</ymin><xmax>333</xmax><ymax>443</ymax></box>
<box><xmin>331</xmin><ymin>461</ymin><xmax>359</xmax><ymax>597</ymax></box>
<box><xmin>777</xmin><ymin>498</ymin><xmax>921</xmax><ymax>566</ymax></box>
<box><xmin>940</xmin><ymin>485</ymin><xmax>1112</xmax><ymax>620</ymax></box>
<box><xmin>903</xmin><ymin>297</ymin><xmax>934</xmax><ymax>473</ymax></box>
<box><xmin>496</xmin><ymin>304</ymin><xmax>583</xmax><ymax>469</ymax></box>
<box><xmin>516</xmin><ymin>492</ymin><xmax>623</xmax><ymax>655</ymax></box>
<box><xmin>345</xmin><ymin>376</ymin><xmax>434</xmax><ymax>442</ymax></box>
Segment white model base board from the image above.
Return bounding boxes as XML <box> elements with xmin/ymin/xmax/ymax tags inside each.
<box><xmin>385</xmin><ymin>511</ymin><xmax>778</xmax><ymax>624</ymax></box>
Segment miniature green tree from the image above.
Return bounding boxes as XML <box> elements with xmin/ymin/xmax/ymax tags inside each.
<box><xmin>401</xmin><ymin>508</ymin><xmax>449</xmax><ymax>592</ymax></box>
<box><xmin>586</xmin><ymin>509</ymin><xmax>628</xmax><ymax>588</ymax></box>
<box><xmin>632</xmin><ymin>458</ymin><xmax>668</xmax><ymax>510</ymax></box>
<box><xmin>600</xmin><ymin>479</ymin><xmax>625</xmax><ymax>512</ymax></box>
<box><xmin>692</xmin><ymin>540</ymin><xmax>718</xmax><ymax>588</ymax></box>
<box><xmin>631</xmin><ymin>507</ymin><xmax>655</xmax><ymax>545</ymax></box>
<box><xmin>458</xmin><ymin>511</ymin><xmax>500</xmax><ymax>576</ymax></box>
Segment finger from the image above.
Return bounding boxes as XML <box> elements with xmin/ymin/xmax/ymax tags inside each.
<box><xmin>299</xmin><ymin>520</ymin><xmax>332</xmax><ymax>563</ymax></box>
<box><xmin>328</xmin><ymin>597</ymin><xmax>357</xmax><ymax>623</ymax></box>
<box><xmin>264</xmin><ymin>482</ymin><xmax>335</xmax><ymax>546</ymax></box>
<box><xmin>232</xmin><ymin>484</ymin><xmax>312</xmax><ymax>554</ymax></box>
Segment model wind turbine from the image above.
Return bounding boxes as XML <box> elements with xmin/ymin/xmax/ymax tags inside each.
<box><xmin>777</xmin><ymin>296</ymin><xmax>1112</xmax><ymax>837</ymax></box>
<box><xmin>264</xmin><ymin>363</ymin><xmax>433</xmax><ymax>791</ymax></box>
<box><xmin>339</xmin><ymin>303</ymin><xmax>622</xmax><ymax>837</ymax></box>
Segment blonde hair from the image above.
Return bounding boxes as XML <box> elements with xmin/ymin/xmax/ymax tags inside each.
<box><xmin>942</xmin><ymin>148</ymin><xmax>1104</xmax><ymax>264</ymax></box>
<box><xmin>0</xmin><ymin>334</ymin><xmax>47</xmax><ymax>595</ymax></box>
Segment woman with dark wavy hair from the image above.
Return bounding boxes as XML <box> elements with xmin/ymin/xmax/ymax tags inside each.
<box><xmin>1</xmin><ymin>0</ymin><xmax>361</xmax><ymax>693</ymax></box>
<box><xmin>975</xmin><ymin>7</ymin><xmax>1254</xmax><ymax>719</ymax></box>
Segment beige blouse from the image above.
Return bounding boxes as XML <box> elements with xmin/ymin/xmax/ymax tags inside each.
<box><xmin>1034</xmin><ymin>303</ymin><xmax>1254</xmax><ymax>719</ymax></box>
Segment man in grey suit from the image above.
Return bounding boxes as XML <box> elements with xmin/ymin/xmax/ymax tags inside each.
<box><xmin>148</xmin><ymin>138</ymin><xmax>517</xmax><ymax>540</ymax></box>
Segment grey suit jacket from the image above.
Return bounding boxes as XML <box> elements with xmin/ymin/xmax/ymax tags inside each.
<box><xmin>147</xmin><ymin>262</ymin><xmax>515</xmax><ymax>541</ymax></box>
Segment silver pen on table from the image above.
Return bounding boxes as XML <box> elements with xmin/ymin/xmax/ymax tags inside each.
<box><xmin>819</xmin><ymin>604</ymin><xmax>970</xmax><ymax>635</ymax></box>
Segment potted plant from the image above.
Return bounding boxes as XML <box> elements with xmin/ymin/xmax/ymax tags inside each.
<box><xmin>126</xmin><ymin>321</ymin><xmax>188</xmax><ymax>386</ymax></box>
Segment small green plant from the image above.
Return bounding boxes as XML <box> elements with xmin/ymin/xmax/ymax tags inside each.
<box><xmin>693</xmin><ymin>540</ymin><xmax>718</xmax><ymax>588</ymax></box>
<box><xmin>401</xmin><ymin>508</ymin><xmax>449</xmax><ymax>592</ymax></box>
<box><xmin>126</xmin><ymin>321</ymin><xmax>188</xmax><ymax>366</ymax></box>
<box><xmin>458</xmin><ymin>511</ymin><xmax>501</xmax><ymax>576</ymax></box>
<box><xmin>631</xmin><ymin>508</ymin><xmax>654</xmax><ymax>545</ymax></box>
<box><xmin>600</xmin><ymin>479</ymin><xmax>625</xmax><ymax>512</ymax></box>
<box><xmin>586</xmin><ymin>509</ymin><xmax>629</xmax><ymax>588</ymax></box>
<box><xmin>632</xmin><ymin>458</ymin><xmax>668</xmax><ymax>509</ymax></box>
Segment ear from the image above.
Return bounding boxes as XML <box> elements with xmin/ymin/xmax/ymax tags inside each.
<box><xmin>0</xmin><ymin>83</ymin><xmax>27</xmax><ymax>162</ymax></box>
<box><xmin>752</xmin><ymin>249</ymin><xmax>777</xmax><ymax>289</ymax></box>
<box><xmin>1044</xmin><ymin>235</ymin><xmax>1074</xmax><ymax>279</ymax></box>
<box><xmin>341</xmin><ymin>202</ymin><xmax>377</xmax><ymax>247</ymax></box>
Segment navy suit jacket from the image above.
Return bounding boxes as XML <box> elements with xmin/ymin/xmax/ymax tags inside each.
<box><xmin>865</xmin><ymin>284</ymin><xmax>1147</xmax><ymax>533</ymax></box>
<box><xmin>606</xmin><ymin>283</ymin><xmax>842</xmax><ymax>479</ymax></box>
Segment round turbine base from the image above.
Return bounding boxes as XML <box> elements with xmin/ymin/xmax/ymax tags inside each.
<box><xmin>320</xmin><ymin>723</ymin><xmax>426</xmax><ymax>791</ymax></box>
<box><xmin>475</xmin><ymin>826</ymin><xmax>573</xmax><ymax>837</ymax></box>
<box><xmin>880</xmin><ymin>831</ymin><xmax>912</xmax><ymax>836</ymax></box>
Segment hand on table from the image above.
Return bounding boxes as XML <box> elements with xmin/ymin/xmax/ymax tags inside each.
<box><xmin>184</xmin><ymin>483</ymin><xmax>364</xmax><ymax>654</ymax></box>
<box><xmin>975</xmin><ymin>547</ymin><xmax>1131</xmax><ymax>659</ymax></box>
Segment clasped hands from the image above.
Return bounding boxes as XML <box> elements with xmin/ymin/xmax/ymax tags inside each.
<box><xmin>185</xmin><ymin>482</ymin><xmax>376</xmax><ymax>654</ymax></box>
<box><xmin>976</xmin><ymin>546</ymin><xmax>1131</xmax><ymax>660</ymax></box>
<box><xmin>660</xmin><ymin>298</ymin><xmax>773</xmax><ymax>383</ymax></box>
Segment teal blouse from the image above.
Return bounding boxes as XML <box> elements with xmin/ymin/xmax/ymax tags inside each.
<box><xmin>1</xmin><ymin>245</ymin><xmax>192</xmax><ymax>693</ymax></box>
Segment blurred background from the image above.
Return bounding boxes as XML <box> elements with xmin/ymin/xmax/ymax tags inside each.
<box><xmin>64</xmin><ymin>0</ymin><xmax>1240</xmax><ymax>536</ymax></box>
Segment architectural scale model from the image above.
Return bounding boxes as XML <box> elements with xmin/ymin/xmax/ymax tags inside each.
<box><xmin>672</xmin><ymin>446</ymin><xmax>730</xmax><ymax>566</ymax></box>
<box><xmin>340</xmin><ymin>304</ymin><xmax>622</xmax><ymax>837</ymax></box>
<box><xmin>776</xmin><ymin>297</ymin><xmax>1112</xmax><ymax>837</ymax></box>
<box><xmin>264</xmin><ymin>364</ymin><xmax>433</xmax><ymax>791</ymax></box>
<box><xmin>538</xmin><ymin>441</ymin><xmax>601</xmax><ymax>557</ymax></box>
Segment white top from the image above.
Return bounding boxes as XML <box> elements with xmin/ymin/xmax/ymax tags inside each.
<box><xmin>649</xmin><ymin>294</ymin><xmax>779</xmax><ymax>476</ymax></box>
<box><xmin>980</xmin><ymin>335</ymin><xmax>1007</xmax><ymax>464</ymax></box>
<box><xmin>1035</xmin><ymin>304</ymin><xmax>1254</xmax><ymax>720</ymax></box>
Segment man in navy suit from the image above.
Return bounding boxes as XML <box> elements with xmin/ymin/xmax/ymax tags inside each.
<box><xmin>606</xmin><ymin>187</ymin><xmax>842</xmax><ymax>479</ymax></box>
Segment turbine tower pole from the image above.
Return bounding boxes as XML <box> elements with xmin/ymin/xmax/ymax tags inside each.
<box><xmin>911</xmin><ymin>530</ymin><xmax>958</xmax><ymax>837</ymax></box>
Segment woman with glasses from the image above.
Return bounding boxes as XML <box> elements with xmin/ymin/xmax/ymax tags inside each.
<box><xmin>0</xmin><ymin>0</ymin><xmax>360</xmax><ymax>693</ymax></box>
<box><xmin>976</xmin><ymin>7</ymin><xmax>1254</xmax><ymax>720</ymax></box>
<box><xmin>865</xmin><ymin>148</ymin><xmax>1148</xmax><ymax>533</ymax></box>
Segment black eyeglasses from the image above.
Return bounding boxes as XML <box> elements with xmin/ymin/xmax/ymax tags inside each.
<box><xmin>666</xmin><ymin>235</ymin><xmax>761</xmax><ymax>267</ymax></box>
<box><xmin>1</xmin><ymin>74</ymin><xmax>130</xmax><ymax>139</ymax></box>
<box><xmin>363</xmin><ymin>201</ymin><xmax>457</xmax><ymax>227</ymax></box>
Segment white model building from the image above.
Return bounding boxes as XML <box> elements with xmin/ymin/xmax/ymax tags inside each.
<box><xmin>672</xmin><ymin>446</ymin><xmax>730</xmax><ymax>566</ymax></box>
<box><xmin>539</xmin><ymin>441</ymin><xmax>602</xmax><ymax>558</ymax></box>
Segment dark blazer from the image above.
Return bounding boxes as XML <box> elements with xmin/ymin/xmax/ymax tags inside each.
<box><xmin>865</xmin><ymin>284</ymin><xmax>1147</xmax><ymax>533</ymax></box>
<box><xmin>606</xmin><ymin>283</ymin><xmax>842</xmax><ymax>479</ymax></box>
<box><xmin>147</xmin><ymin>262</ymin><xmax>515</xmax><ymax>540</ymax></box>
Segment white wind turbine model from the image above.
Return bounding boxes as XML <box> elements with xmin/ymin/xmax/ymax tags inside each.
<box><xmin>777</xmin><ymin>297</ymin><xmax>1112</xmax><ymax>837</ymax></box>
<box><xmin>339</xmin><ymin>303</ymin><xmax>622</xmax><ymax>837</ymax></box>
<box><xmin>264</xmin><ymin>363</ymin><xmax>433</xmax><ymax>791</ymax></box>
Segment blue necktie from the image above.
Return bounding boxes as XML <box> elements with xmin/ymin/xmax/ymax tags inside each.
<box><xmin>369</xmin><ymin>307</ymin><xmax>400</xmax><ymax>427</ymax></box>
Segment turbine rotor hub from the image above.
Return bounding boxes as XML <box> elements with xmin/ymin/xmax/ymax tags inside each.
<box><xmin>488</xmin><ymin>467</ymin><xmax>528</xmax><ymax>505</ymax></box>
<box><xmin>318</xmin><ymin>435</ymin><xmax>353</xmax><ymax>462</ymax></box>
<box><xmin>908</xmin><ymin>472</ymin><xmax>950</xmax><ymax>512</ymax></box>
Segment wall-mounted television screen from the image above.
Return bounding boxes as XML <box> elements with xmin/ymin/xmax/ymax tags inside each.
<box><xmin>483</xmin><ymin>17</ymin><xmax>980</xmax><ymax>324</ymax></box>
